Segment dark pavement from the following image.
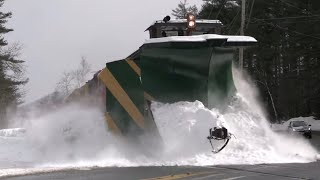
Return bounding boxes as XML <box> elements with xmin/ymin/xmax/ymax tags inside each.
<box><xmin>2</xmin><ymin>162</ymin><xmax>320</xmax><ymax>180</ymax></box>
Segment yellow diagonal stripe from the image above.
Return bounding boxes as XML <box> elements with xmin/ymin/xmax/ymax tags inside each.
<box><xmin>144</xmin><ymin>92</ymin><xmax>155</xmax><ymax>101</ymax></box>
<box><xmin>99</xmin><ymin>68</ymin><xmax>145</xmax><ymax>129</ymax></box>
<box><xmin>126</xmin><ymin>58</ymin><xmax>141</xmax><ymax>76</ymax></box>
<box><xmin>126</xmin><ymin>59</ymin><xmax>156</xmax><ymax>102</ymax></box>
<box><xmin>104</xmin><ymin>112</ymin><xmax>122</xmax><ymax>135</ymax></box>
<box><xmin>141</xmin><ymin>172</ymin><xmax>211</xmax><ymax>180</ymax></box>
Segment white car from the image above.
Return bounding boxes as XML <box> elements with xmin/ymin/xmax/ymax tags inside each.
<box><xmin>287</xmin><ymin>120</ymin><xmax>312</xmax><ymax>139</ymax></box>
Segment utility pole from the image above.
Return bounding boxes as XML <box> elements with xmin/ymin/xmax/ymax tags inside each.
<box><xmin>239</xmin><ymin>0</ymin><xmax>246</xmax><ymax>71</ymax></box>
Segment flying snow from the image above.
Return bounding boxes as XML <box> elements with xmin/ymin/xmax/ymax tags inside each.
<box><xmin>0</xmin><ymin>68</ymin><xmax>318</xmax><ymax>177</ymax></box>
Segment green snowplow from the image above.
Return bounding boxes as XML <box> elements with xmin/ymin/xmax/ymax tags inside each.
<box><xmin>66</xmin><ymin>15</ymin><xmax>257</xmax><ymax>140</ymax></box>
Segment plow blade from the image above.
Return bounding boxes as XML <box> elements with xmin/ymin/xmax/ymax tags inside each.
<box><xmin>140</xmin><ymin>44</ymin><xmax>236</xmax><ymax>109</ymax></box>
<box><xmin>68</xmin><ymin>35</ymin><xmax>256</xmax><ymax>141</ymax></box>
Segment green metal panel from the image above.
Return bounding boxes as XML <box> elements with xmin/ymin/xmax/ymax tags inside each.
<box><xmin>102</xmin><ymin>41</ymin><xmax>238</xmax><ymax>137</ymax></box>
<box><xmin>106</xmin><ymin>92</ymin><xmax>139</xmax><ymax>135</ymax></box>
<box><xmin>140</xmin><ymin>42</ymin><xmax>236</xmax><ymax>109</ymax></box>
<box><xmin>105</xmin><ymin>60</ymin><xmax>145</xmax><ymax>136</ymax></box>
<box><xmin>140</xmin><ymin>46</ymin><xmax>213</xmax><ymax>106</ymax></box>
<box><xmin>208</xmin><ymin>47</ymin><xmax>236</xmax><ymax>109</ymax></box>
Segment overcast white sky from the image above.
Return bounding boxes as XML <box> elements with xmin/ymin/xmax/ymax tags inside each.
<box><xmin>3</xmin><ymin>0</ymin><xmax>203</xmax><ymax>103</ymax></box>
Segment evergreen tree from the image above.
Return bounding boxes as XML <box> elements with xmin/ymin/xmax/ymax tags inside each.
<box><xmin>198</xmin><ymin>0</ymin><xmax>241</xmax><ymax>34</ymax></box>
<box><xmin>172</xmin><ymin>0</ymin><xmax>198</xmax><ymax>19</ymax></box>
<box><xmin>0</xmin><ymin>0</ymin><xmax>27</xmax><ymax>127</ymax></box>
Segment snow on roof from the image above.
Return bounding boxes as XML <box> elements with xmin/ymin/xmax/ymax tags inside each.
<box><xmin>224</xmin><ymin>35</ymin><xmax>258</xmax><ymax>43</ymax></box>
<box><xmin>144</xmin><ymin>34</ymin><xmax>257</xmax><ymax>44</ymax></box>
<box><xmin>152</xmin><ymin>19</ymin><xmax>222</xmax><ymax>25</ymax></box>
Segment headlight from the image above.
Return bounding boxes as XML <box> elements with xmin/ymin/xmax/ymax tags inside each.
<box><xmin>188</xmin><ymin>21</ymin><xmax>195</xmax><ymax>28</ymax></box>
<box><xmin>188</xmin><ymin>14</ymin><xmax>195</xmax><ymax>21</ymax></box>
<box><xmin>292</xmin><ymin>129</ymin><xmax>296</xmax><ymax>131</ymax></box>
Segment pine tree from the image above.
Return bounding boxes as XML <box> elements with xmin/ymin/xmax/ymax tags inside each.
<box><xmin>0</xmin><ymin>0</ymin><xmax>27</xmax><ymax>127</ymax></box>
<box><xmin>198</xmin><ymin>0</ymin><xmax>241</xmax><ymax>35</ymax></box>
<box><xmin>172</xmin><ymin>0</ymin><xmax>198</xmax><ymax>19</ymax></box>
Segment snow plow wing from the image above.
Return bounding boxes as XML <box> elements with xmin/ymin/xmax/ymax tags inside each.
<box><xmin>93</xmin><ymin>34</ymin><xmax>256</xmax><ymax>137</ymax></box>
<box><xmin>65</xmin><ymin>18</ymin><xmax>257</xmax><ymax>140</ymax></box>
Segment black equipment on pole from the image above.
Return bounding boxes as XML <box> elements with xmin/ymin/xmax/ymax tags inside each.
<box><xmin>207</xmin><ymin>127</ymin><xmax>233</xmax><ymax>154</ymax></box>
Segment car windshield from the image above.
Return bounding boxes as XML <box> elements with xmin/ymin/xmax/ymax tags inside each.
<box><xmin>292</xmin><ymin>121</ymin><xmax>307</xmax><ymax>127</ymax></box>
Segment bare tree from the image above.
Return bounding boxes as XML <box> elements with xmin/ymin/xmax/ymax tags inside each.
<box><xmin>72</xmin><ymin>56</ymin><xmax>91</xmax><ymax>89</ymax></box>
<box><xmin>56</xmin><ymin>71</ymin><xmax>74</xmax><ymax>96</ymax></box>
<box><xmin>56</xmin><ymin>56</ymin><xmax>91</xmax><ymax>96</ymax></box>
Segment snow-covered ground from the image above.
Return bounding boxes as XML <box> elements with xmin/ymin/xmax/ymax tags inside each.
<box><xmin>0</xmin><ymin>68</ymin><xmax>318</xmax><ymax>178</ymax></box>
<box><xmin>272</xmin><ymin>116</ymin><xmax>320</xmax><ymax>131</ymax></box>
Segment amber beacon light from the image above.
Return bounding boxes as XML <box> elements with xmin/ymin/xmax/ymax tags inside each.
<box><xmin>187</xmin><ymin>13</ymin><xmax>196</xmax><ymax>29</ymax></box>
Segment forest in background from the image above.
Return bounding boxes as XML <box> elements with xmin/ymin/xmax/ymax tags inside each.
<box><xmin>174</xmin><ymin>0</ymin><xmax>320</xmax><ymax>121</ymax></box>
